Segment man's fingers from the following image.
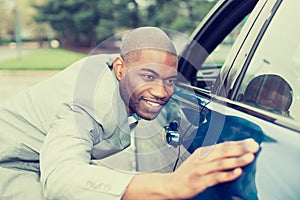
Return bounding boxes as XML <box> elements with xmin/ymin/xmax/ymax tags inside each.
<box><xmin>198</xmin><ymin>153</ymin><xmax>255</xmax><ymax>175</ymax></box>
<box><xmin>186</xmin><ymin>167</ymin><xmax>243</xmax><ymax>196</ymax></box>
<box><xmin>195</xmin><ymin>138</ymin><xmax>260</xmax><ymax>162</ymax></box>
<box><xmin>199</xmin><ymin>167</ymin><xmax>243</xmax><ymax>189</ymax></box>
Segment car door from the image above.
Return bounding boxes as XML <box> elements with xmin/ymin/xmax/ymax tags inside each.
<box><xmin>175</xmin><ymin>0</ymin><xmax>300</xmax><ymax>199</ymax></box>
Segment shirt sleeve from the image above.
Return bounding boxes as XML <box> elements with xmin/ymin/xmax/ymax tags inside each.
<box><xmin>40</xmin><ymin>103</ymin><xmax>134</xmax><ymax>199</ymax></box>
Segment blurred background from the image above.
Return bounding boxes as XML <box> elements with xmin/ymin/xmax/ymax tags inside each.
<box><xmin>0</xmin><ymin>0</ymin><xmax>217</xmax><ymax>101</ymax></box>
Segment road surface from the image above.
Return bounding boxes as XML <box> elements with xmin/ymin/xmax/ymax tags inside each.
<box><xmin>0</xmin><ymin>70</ymin><xmax>59</xmax><ymax>102</ymax></box>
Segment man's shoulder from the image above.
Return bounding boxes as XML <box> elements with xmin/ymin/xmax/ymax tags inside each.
<box><xmin>77</xmin><ymin>54</ymin><xmax>118</xmax><ymax>68</ymax></box>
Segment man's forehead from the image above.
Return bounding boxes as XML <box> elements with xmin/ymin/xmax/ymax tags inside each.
<box><xmin>131</xmin><ymin>63</ymin><xmax>178</xmax><ymax>71</ymax></box>
<box><xmin>126</xmin><ymin>64</ymin><xmax>178</xmax><ymax>78</ymax></box>
<box><xmin>136</xmin><ymin>49</ymin><xmax>177</xmax><ymax>65</ymax></box>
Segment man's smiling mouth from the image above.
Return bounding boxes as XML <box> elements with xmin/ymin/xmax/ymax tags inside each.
<box><xmin>141</xmin><ymin>97</ymin><xmax>167</xmax><ymax>112</ymax></box>
<box><xmin>146</xmin><ymin>100</ymin><xmax>161</xmax><ymax>107</ymax></box>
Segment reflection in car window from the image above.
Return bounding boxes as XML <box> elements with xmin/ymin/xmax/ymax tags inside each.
<box><xmin>195</xmin><ymin>16</ymin><xmax>248</xmax><ymax>90</ymax></box>
<box><xmin>238</xmin><ymin>74</ymin><xmax>293</xmax><ymax>117</ymax></box>
<box><xmin>235</xmin><ymin>1</ymin><xmax>300</xmax><ymax>121</ymax></box>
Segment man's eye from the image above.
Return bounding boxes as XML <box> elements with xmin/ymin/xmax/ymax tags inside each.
<box><xmin>142</xmin><ymin>74</ymin><xmax>154</xmax><ymax>81</ymax></box>
<box><xmin>165</xmin><ymin>79</ymin><xmax>177</xmax><ymax>86</ymax></box>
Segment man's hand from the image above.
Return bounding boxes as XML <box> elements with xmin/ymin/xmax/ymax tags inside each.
<box><xmin>122</xmin><ymin>138</ymin><xmax>259</xmax><ymax>200</ymax></box>
<box><xmin>168</xmin><ymin>138</ymin><xmax>260</xmax><ymax>199</ymax></box>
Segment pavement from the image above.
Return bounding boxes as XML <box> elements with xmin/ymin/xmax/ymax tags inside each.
<box><xmin>0</xmin><ymin>70</ymin><xmax>60</xmax><ymax>102</ymax></box>
<box><xmin>0</xmin><ymin>45</ymin><xmax>60</xmax><ymax>102</ymax></box>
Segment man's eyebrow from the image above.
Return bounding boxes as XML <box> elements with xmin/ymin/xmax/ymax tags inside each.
<box><xmin>140</xmin><ymin>68</ymin><xmax>178</xmax><ymax>79</ymax></box>
<box><xmin>140</xmin><ymin>68</ymin><xmax>159</xmax><ymax>76</ymax></box>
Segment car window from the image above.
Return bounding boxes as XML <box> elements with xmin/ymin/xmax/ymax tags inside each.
<box><xmin>194</xmin><ymin>16</ymin><xmax>248</xmax><ymax>90</ymax></box>
<box><xmin>202</xmin><ymin>17</ymin><xmax>247</xmax><ymax>68</ymax></box>
<box><xmin>235</xmin><ymin>1</ymin><xmax>300</xmax><ymax>121</ymax></box>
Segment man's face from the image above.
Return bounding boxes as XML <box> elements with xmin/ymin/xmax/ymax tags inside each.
<box><xmin>118</xmin><ymin>49</ymin><xmax>178</xmax><ymax>120</ymax></box>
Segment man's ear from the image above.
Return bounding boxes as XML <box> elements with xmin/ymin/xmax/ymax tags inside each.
<box><xmin>113</xmin><ymin>56</ymin><xmax>126</xmax><ymax>81</ymax></box>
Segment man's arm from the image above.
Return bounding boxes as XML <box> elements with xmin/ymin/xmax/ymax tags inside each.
<box><xmin>40</xmin><ymin>103</ymin><xmax>134</xmax><ymax>199</ymax></box>
<box><xmin>122</xmin><ymin>139</ymin><xmax>259</xmax><ymax>200</ymax></box>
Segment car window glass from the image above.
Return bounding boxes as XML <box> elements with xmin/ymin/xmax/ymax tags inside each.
<box><xmin>194</xmin><ymin>16</ymin><xmax>248</xmax><ymax>91</ymax></box>
<box><xmin>235</xmin><ymin>1</ymin><xmax>300</xmax><ymax>121</ymax></box>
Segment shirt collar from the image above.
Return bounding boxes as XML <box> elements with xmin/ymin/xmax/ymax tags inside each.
<box><xmin>128</xmin><ymin>113</ymin><xmax>140</xmax><ymax>125</ymax></box>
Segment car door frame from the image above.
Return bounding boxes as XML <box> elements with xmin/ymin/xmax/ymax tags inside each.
<box><xmin>178</xmin><ymin>0</ymin><xmax>259</xmax><ymax>88</ymax></box>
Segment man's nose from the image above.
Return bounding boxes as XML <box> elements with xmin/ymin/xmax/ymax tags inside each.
<box><xmin>150</xmin><ymin>83</ymin><xmax>168</xmax><ymax>99</ymax></box>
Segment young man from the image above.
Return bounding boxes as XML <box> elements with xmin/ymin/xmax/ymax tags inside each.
<box><xmin>0</xmin><ymin>27</ymin><xmax>259</xmax><ymax>199</ymax></box>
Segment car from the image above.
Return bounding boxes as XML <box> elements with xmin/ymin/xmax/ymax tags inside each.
<box><xmin>133</xmin><ymin>0</ymin><xmax>300</xmax><ymax>199</ymax></box>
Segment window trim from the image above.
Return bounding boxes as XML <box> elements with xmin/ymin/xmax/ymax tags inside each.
<box><xmin>229</xmin><ymin>0</ymin><xmax>283</xmax><ymax>99</ymax></box>
<box><xmin>178</xmin><ymin>0</ymin><xmax>258</xmax><ymax>84</ymax></box>
<box><xmin>213</xmin><ymin>95</ymin><xmax>300</xmax><ymax>133</ymax></box>
<box><xmin>222</xmin><ymin>0</ymin><xmax>300</xmax><ymax>129</ymax></box>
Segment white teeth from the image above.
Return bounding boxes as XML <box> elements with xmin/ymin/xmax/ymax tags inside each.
<box><xmin>146</xmin><ymin>100</ymin><xmax>160</xmax><ymax>107</ymax></box>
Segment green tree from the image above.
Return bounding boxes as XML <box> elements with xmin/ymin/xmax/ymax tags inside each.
<box><xmin>33</xmin><ymin>0</ymin><xmax>139</xmax><ymax>48</ymax></box>
<box><xmin>95</xmin><ymin>0</ymin><xmax>139</xmax><ymax>43</ymax></box>
<box><xmin>33</xmin><ymin>0</ymin><xmax>216</xmax><ymax>48</ymax></box>
<box><xmin>34</xmin><ymin>0</ymin><xmax>100</xmax><ymax>47</ymax></box>
<box><xmin>141</xmin><ymin>0</ymin><xmax>215</xmax><ymax>34</ymax></box>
